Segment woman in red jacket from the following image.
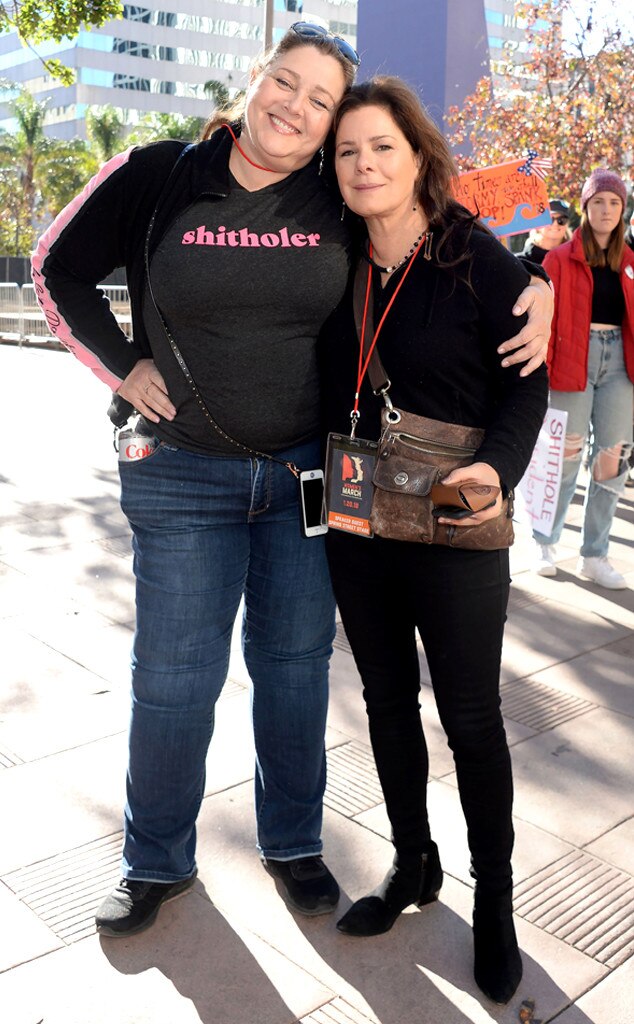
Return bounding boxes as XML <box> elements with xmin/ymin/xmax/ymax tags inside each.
<box><xmin>533</xmin><ymin>169</ymin><xmax>634</xmax><ymax>588</ymax></box>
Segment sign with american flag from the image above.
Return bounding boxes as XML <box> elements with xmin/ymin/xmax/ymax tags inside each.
<box><xmin>454</xmin><ymin>154</ymin><xmax>553</xmax><ymax>236</ymax></box>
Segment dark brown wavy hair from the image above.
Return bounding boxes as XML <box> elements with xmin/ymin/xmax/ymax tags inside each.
<box><xmin>580</xmin><ymin>208</ymin><xmax>625</xmax><ymax>272</ymax></box>
<box><xmin>331</xmin><ymin>76</ymin><xmax>485</xmax><ymax>269</ymax></box>
<box><xmin>201</xmin><ymin>29</ymin><xmax>357</xmax><ymax>142</ymax></box>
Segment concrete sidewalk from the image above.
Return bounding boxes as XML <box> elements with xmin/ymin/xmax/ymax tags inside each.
<box><xmin>1</xmin><ymin>344</ymin><xmax>632</xmax><ymax>1024</ymax></box>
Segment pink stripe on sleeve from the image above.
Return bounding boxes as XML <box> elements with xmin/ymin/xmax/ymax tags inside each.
<box><xmin>31</xmin><ymin>147</ymin><xmax>135</xmax><ymax>391</ymax></box>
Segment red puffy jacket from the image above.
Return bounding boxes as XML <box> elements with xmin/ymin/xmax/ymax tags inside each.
<box><xmin>543</xmin><ymin>228</ymin><xmax>634</xmax><ymax>391</ymax></box>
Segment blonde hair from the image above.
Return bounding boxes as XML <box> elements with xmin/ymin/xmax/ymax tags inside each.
<box><xmin>201</xmin><ymin>30</ymin><xmax>356</xmax><ymax>141</ymax></box>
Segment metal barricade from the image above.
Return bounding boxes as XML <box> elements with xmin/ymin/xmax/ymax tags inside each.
<box><xmin>0</xmin><ymin>283</ymin><xmax>132</xmax><ymax>346</ymax></box>
<box><xmin>101</xmin><ymin>285</ymin><xmax>133</xmax><ymax>337</ymax></box>
<box><xmin>0</xmin><ymin>283</ymin><xmax>22</xmax><ymax>341</ymax></box>
<box><xmin>21</xmin><ymin>283</ymin><xmax>54</xmax><ymax>343</ymax></box>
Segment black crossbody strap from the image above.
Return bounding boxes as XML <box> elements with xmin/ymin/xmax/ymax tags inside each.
<box><xmin>143</xmin><ymin>146</ymin><xmax>299</xmax><ymax>475</ymax></box>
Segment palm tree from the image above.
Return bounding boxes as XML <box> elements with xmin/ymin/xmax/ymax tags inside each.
<box><xmin>203</xmin><ymin>79</ymin><xmax>230</xmax><ymax>109</ymax></box>
<box><xmin>126</xmin><ymin>112</ymin><xmax>205</xmax><ymax>145</ymax></box>
<box><xmin>0</xmin><ymin>90</ymin><xmax>50</xmax><ymax>252</ymax></box>
<box><xmin>86</xmin><ymin>105</ymin><xmax>126</xmax><ymax>162</ymax></box>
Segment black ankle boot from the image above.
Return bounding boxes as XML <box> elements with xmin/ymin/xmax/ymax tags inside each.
<box><xmin>473</xmin><ymin>885</ymin><xmax>522</xmax><ymax>1004</ymax></box>
<box><xmin>336</xmin><ymin>842</ymin><xmax>443</xmax><ymax>937</ymax></box>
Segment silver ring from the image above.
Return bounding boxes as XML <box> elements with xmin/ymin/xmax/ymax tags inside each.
<box><xmin>143</xmin><ymin>381</ymin><xmax>152</xmax><ymax>394</ymax></box>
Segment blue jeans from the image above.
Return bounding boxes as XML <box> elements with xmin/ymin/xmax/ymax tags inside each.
<box><xmin>118</xmin><ymin>438</ymin><xmax>335</xmax><ymax>882</ymax></box>
<box><xmin>534</xmin><ymin>328</ymin><xmax>633</xmax><ymax>557</ymax></box>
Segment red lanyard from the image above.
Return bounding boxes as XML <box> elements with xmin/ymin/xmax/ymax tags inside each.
<box><xmin>352</xmin><ymin>234</ymin><xmax>426</xmax><ymax>422</ymax></box>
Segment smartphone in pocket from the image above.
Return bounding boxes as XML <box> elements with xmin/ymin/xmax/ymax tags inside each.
<box><xmin>299</xmin><ymin>469</ymin><xmax>328</xmax><ymax>537</ymax></box>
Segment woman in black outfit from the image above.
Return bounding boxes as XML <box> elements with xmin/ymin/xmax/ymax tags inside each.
<box><xmin>321</xmin><ymin>78</ymin><xmax>549</xmax><ymax>1004</ymax></box>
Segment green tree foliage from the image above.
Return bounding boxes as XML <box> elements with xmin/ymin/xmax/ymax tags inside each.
<box><xmin>0</xmin><ymin>0</ymin><xmax>122</xmax><ymax>84</ymax></box>
<box><xmin>126</xmin><ymin>112</ymin><xmax>205</xmax><ymax>146</ymax></box>
<box><xmin>38</xmin><ymin>137</ymin><xmax>98</xmax><ymax>216</ymax></box>
<box><xmin>446</xmin><ymin>0</ymin><xmax>634</xmax><ymax>205</ymax></box>
<box><xmin>86</xmin><ymin>104</ymin><xmax>126</xmax><ymax>162</ymax></box>
<box><xmin>0</xmin><ymin>90</ymin><xmax>49</xmax><ymax>252</ymax></box>
<box><xmin>203</xmin><ymin>79</ymin><xmax>230</xmax><ymax>109</ymax></box>
<box><xmin>0</xmin><ymin>89</ymin><xmax>98</xmax><ymax>253</ymax></box>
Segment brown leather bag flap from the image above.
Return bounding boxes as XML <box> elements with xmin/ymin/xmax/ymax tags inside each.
<box><xmin>373</xmin><ymin>451</ymin><xmax>441</xmax><ymax>496</ymax></box>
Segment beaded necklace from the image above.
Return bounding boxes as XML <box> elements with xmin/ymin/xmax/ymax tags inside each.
<box><xmin>365</xmin><ymin>230</ymin><xmax>433</xmax><ymax>273</ymax></box>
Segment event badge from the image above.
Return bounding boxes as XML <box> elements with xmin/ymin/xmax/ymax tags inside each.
<box><xmin>325</xmin><ymin>433</ymin><xmax>378</xmax><ymax>538</ymax></box>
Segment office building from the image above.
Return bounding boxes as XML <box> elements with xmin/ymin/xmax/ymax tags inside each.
<box><xmin>0</xmin><ymin>0</ymin><xmax>357</xmax><ymax>139</ymax></box>
<box><xmin>357</xmin><ymin>0</ymin><xmax>547</xmax><ymax>125</ymax></box>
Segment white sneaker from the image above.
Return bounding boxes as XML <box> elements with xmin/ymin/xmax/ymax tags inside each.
<box><xmin>534</xmin><ymin>542</ymin><xmax>557</xmax><ymax>577</ymax></box>
<box><xmin>577</xmin><ymin>556</ymin><xmax>627</xmax><ymax>590</ymax></box>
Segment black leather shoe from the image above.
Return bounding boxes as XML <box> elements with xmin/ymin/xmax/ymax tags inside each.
<box><xmin>473</xmin><ymin>885</ymin><xmax>523</xmax><ymax>1004</ymax></box>
<box><xmin>95</xmin><ymin>871</ymin><xmax>197</xmax><ymax>937</ymax></box>
<box><xmin>262</xmin><ymin>856</ymin><xmax>340</xmax><ymax>916</ymax></box>
<box><xmin>336</xmin><ymin>842</ymin><xmax>443</xmax><ymax>937</ymax></box>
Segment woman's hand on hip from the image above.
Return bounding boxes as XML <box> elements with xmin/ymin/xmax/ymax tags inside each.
<box><xmin>117</xmin><ymin>358</ymin><xmax>177</xmax><ymax>424</ymax></box>
<box><xmin>498</xmin><ymin>276</ymin><xmax>553</xmax><ymax>377</ymax></box>
<box><xmin>436</xmin><ymin>463</ymin><xmax>502</xmax><ymax>528</ymax></box>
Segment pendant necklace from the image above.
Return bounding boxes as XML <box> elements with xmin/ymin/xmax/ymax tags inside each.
<box><xmin>365</xmin><ymin>230</ymin><xmax>433</xmax><ymax>273</ymax></box>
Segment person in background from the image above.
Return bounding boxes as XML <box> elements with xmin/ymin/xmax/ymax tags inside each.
<box><xmin>533</xmin><ymin>169</ymin><xmax>634</xmax><ymax>585</ymax></box>
<box><xmin>624</xmin><ymin>207</ymin><xmax>634</xmax><ymax>485</ymax></box>
<box><xmin>30</xmin><ymin>25</ymin><xmax>552</xmax><ymax>941</ymax></box>
<box><xmin>321</xmin><ymin>77</ymin><xmax>548</xmax><ymax>1005</ymax></box>
<box><xmin>521</xmin><ymin>198</ymin><xmax>571</xmax><ymax>265</ymax></box>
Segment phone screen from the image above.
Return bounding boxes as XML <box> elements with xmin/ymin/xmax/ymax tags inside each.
<box><xmin>301</xmin><ymin>475</ymin><xmax>325</xmax><ymax>529</ymax></box>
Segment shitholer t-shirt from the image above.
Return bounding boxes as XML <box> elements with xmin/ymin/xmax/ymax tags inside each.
<box><xmin>146</xmin><ymin>163</ymin><xmax>351</xmax><ymax>455</ymax></box>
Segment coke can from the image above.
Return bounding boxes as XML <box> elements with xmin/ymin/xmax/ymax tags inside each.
<box><xmin>117</xmin><ymin>416</ymin><xmax>159</xmax><ymax>463</ymax></box>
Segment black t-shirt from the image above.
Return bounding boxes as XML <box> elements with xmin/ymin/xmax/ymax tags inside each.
<box><xmin>591</xmin><ymin>257</ymin><xmax>625</xmax><ymax>325</ymax></box>
<box><xmin>320</xmin><ymin>226</ymin><xmax>549</xmax><ymax>492</ymax></box>
<box><xmin>147</xmin><ymin>164</ymin><xmax>351</xmax><ymax>455</ymax></box>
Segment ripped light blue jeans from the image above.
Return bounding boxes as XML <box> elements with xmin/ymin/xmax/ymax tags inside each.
<box><xmin>534</xmin><ymin>328</ymin><xmax>633</xmax><ymax>557</ymax></box>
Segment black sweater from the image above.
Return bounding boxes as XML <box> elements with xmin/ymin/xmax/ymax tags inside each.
<box><xmin>320</xmin><ymin>226</ymin><xmax>549</xmax><ymax>492</ymax></box>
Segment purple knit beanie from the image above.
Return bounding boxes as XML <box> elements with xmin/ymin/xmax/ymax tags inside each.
<box><xmin>581</xmin><ymin>168</ymin><xmax>627</xmax><ymax>209</ymax></box>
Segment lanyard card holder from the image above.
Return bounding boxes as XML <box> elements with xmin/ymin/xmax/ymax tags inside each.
<box><xmin>325</xmin><ymin>432</ymin><xmax>378</xmax><ymax>538</ymax></box>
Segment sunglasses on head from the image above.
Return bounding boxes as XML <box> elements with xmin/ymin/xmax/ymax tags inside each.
<box><xmin>290</xmin><ymin>21</ymin><xmax>361</xmax><ymax>66</ymax></box>
<box><xmin>551</xmin><ymin>215</ymin><xmax>568</xmax><ymax>225</ymax></box>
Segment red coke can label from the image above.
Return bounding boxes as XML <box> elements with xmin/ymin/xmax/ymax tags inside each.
<box><xmin>117</xmin><ymin>430</ymin><xmax>159</xmax><ymax>462</ymax></box>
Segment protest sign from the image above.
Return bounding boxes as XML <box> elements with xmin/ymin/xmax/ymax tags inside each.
<box><xmin>454</xmin><ymin>158</ymin><xmax>551</xmax><ymax>237</ymax></box>
<box><xmin>518</xmin><ymin>408</ymin><xmax>568</xmax><ymax>537</ymax></box>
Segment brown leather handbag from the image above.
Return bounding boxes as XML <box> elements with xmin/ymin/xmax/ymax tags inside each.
<box><xmin>352</xmin><ymin>261</ymin><xmax>514</xmax><ymax>549</ymax></box>
<box><xmin>370</xmin><ymin>406</ymin><xmax>515</xmax><ymax>548</ymax></box>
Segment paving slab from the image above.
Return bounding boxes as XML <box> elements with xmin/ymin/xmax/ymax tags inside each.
<box><xmin>552</xmin><ymin>955</ymin><xmax>634</xmax><ymax>1024</ymax></box>
<box><xmin>0</xmin><ymin>539</ymin><xmax>136</xmax><ymax>625</ymax></box>
<box><xmin>0</xmin><ymin>622</ymin><xmax>130</xmax><ymax>759</ymax></box>
<box><xmin>5</xmin><ymin>604</ymin><xmax>134</xmax><ymax>688</ymax></box>
<box><xmin>584</xmin><ymin>816</ymin><xmax>634</xmax><ymax>875</ymax></box>
<box><xmin>0</xmin><ymin>735</ymin><xmax>128</xmax><ymax>874</ymax></box>
<box><xmin>514</xmin><ymin>645</ymin><xmax>634</xmax><ymax>719</ymax></box>
<box><xmin>508</xmin><ymin>708</ymin><xmax>634</xmax><ymax>847</ymax></box>
<box><xmin>0</xmin><ymin>879</ymin><xmax>63</xmax><ymax>972</ymax></box>
<box><xmin>0</xmin><ymin>890</ymin><xmax>334</xmax><ymax>1024</ymax></box>
<box><xmin>500</xmin><ymin>597</ymin><xmax>631</xmax><ymax>685</ymax></box>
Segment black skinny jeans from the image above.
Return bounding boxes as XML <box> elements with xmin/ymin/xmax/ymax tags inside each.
<box><xmin>327</xmin><ymin>530</ymin><xmax>514</xmax><ymax>894</ymax></box>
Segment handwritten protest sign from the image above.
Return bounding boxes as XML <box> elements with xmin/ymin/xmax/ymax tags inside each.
<box><xmin>517</xmin><ymin>408</ymin><xmax>568</xmax><ymax>537</ymax></box>
<box><xmin>454</xmin><ymin>159</ymin><xmax>551</xmax><ymax>237</ymax></box>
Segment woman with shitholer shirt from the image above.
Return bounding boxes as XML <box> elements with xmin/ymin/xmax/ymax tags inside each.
<box><xmin>533</xmin><ymin>169</ymin><xmax>634</xmax><ymax>587</ymax></box>
<box><xmin>521</xmin><ymin>198</ymin><xmax>571</xmax><ymax>265</ymax></box>
<box><xmin>320</xmin><ymin>77</ymin><xmax>548</xmax><ymax>1004</ymax></box>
